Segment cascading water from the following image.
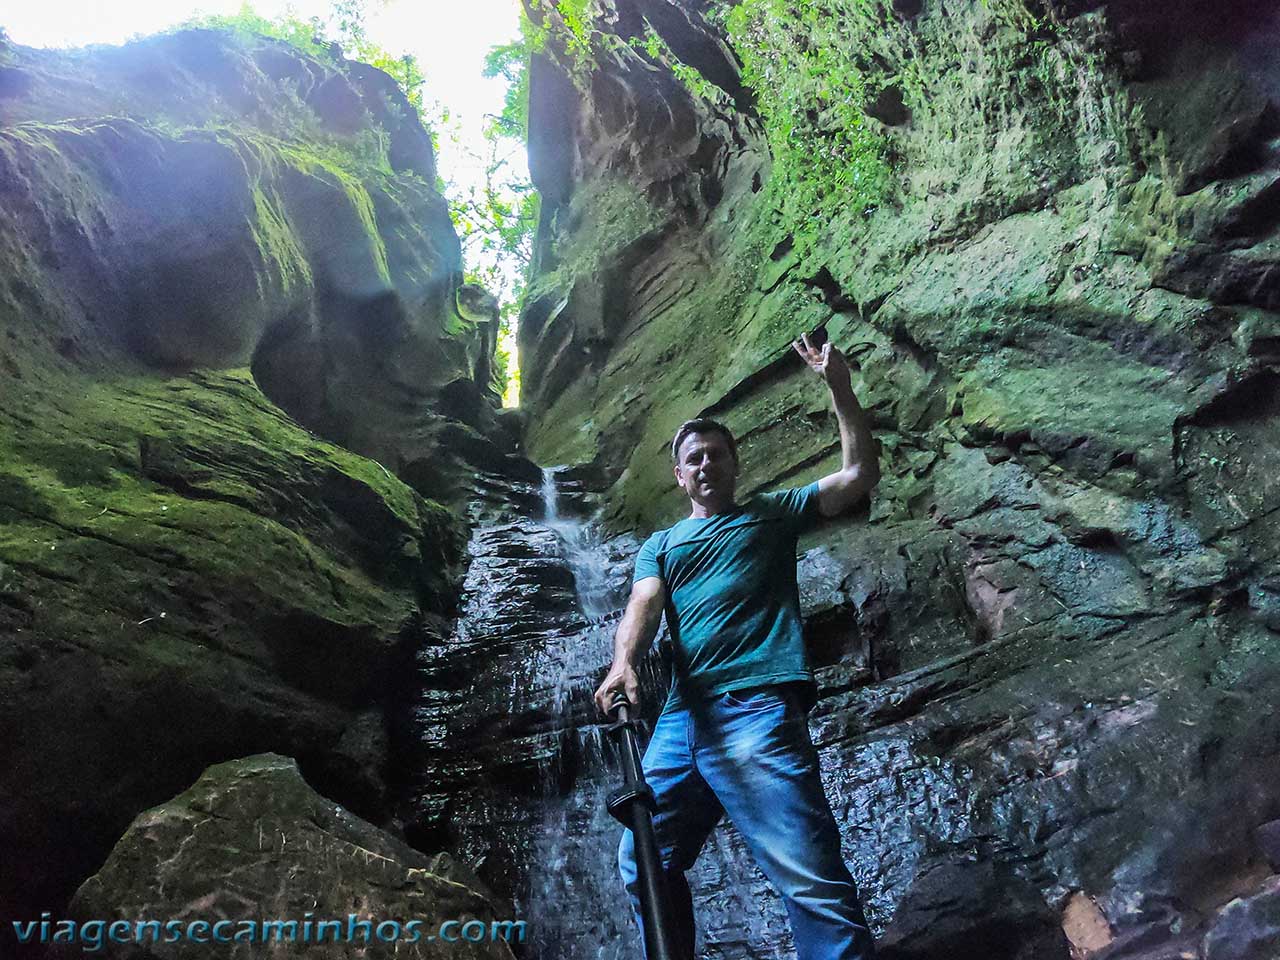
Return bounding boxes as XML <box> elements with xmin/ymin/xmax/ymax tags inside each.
<box><xmin>524</xmin><ymin>467</ymin><xmax>639</xmax><ymax>958</ymax></box>
<box><xmin>411</xmin><ymin>461</ymin><xmax>789</xmax><ymax>959</ymax></box>
<box><xmin>542</xmin><ymin>467</ymin><xmax>616</xmax><ymax>624</ymax></box>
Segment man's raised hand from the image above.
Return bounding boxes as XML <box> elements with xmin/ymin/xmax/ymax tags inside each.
<box><xmin>793</xmin><ymin>332</ymin><xmax>851</xmax><ymax>389</ymax></box>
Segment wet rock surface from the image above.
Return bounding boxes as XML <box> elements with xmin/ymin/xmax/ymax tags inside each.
<box><xmin>400</xmin><ymin>465</ymin><xmax>646</xmax><ymax>958</ymax></box>
<box><xmin>418</xmin><ymin>455</ymin><xmax>1280</xmax><ymax>960</ymax></box>
<box><xmin>414</xmin><ymin>463</ymin><xmax>936</xmax><ymax>959</ymax></box>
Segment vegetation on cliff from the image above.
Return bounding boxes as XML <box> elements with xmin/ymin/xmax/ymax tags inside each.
<box><xmin>721</xmin><ymin>0</ymin><xmax>893</xmax><ymax>222</ymax></box>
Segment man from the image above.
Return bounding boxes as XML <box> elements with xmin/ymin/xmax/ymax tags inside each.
<box><xmin>593</xmin><ymin>333</ymin><xmax>880</xmax><ymax>960</ymax></box>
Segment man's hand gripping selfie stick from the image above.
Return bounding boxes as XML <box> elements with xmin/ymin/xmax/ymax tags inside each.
<box><xmin>605</xmin><ymin>695</ymin><xmax>679</xmax><ymax>960</ymax></box>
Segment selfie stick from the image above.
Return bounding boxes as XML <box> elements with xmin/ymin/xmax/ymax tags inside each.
<box><xmin>605</xmin><ymin>695</ymin><xmax>679</xmax><ymax>960</ymax></box>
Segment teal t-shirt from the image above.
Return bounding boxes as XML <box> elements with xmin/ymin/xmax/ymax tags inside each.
<box><xmin>632</xmin><ymin>482</ymin><xmax>822</xmax><ymax>709</ymax></box>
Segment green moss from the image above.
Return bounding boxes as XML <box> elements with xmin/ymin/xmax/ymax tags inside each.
<box><xmin>0</xmin><ymin>370</ymin><xmax>464</xmax><ymax>629</ymax></box>
<box><xmin>201</xmin><ymin>101</ymin><xmax>396</xmax><ymax>184</ymax></box>
<box><xmin>210</xmin><ymin>127</ymin><xmax>394</xmax><ymax>288</ymax></box>
<box><xmin>957</xmin><ymin>345</ymin><xmax>1183</xmax><ymax>472</ymax></box>
<box><xmin>527</xmin><ymin>178</ymin><xmax>660</xmax><ymax>298</ymax></box>
<box><xmin>341</xmin><ymin>175</ymin><xmax>393</xmax><ymax>286</ymax></box>
<box><xmin>0</xmin><ymin>473</ymin><xmax>54</xmax><ymax>518</ymax></box>
<box><xmin>526</xmin><ymin>176</ymin><xmax>806</xmax><ymax>495</ymax></box>
<box><xmin>118</xmin><ymin>28</ymin><xmax>407</xmax><ymax>182</ymax></box>
<box><xmin>722</xmin><ymin>0</ymin><xmax>893</xmax><ymax>227</ymax></box>
<box><xmin>521</xmin><ymin>373</ymin><xmax>601</xmax><ymax>467</ymax></box>
<box><xmin>18</xmin><ymin>439</ymin><xmax>127</xmax><ymax>488</ymax></box>
<box><xmin>707</xmin><ymin>0</ymin><xmax>1084</xmax><ymax>258</ymax></box>
<box><xmin>249</xmin><ymin>183</ymin><xmax>309</xmax><ymax>292</ymax></box>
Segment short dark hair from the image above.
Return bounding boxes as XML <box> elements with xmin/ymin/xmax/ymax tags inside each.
<box><xmin>671</xmin><ymin>418</ymin><xmax>738</xmax><ymax>463</ymax></box>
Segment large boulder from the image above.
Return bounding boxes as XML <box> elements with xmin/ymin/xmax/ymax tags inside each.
<box><xmin>55</xmin><ymin>754</ymin><xmax>518</xmax><ymax>959</ymax></box>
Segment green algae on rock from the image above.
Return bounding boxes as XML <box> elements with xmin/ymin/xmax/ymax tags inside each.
<box><xmin>0</xmin><ymin>368</ymin><xmax>469</xmax><ymax>923</ymax></box>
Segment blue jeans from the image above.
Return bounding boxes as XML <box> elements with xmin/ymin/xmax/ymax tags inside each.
<box><xmin>617</xmin><ymin>682</ymin><xmax>876</xmax><ymax>959</ymax></box>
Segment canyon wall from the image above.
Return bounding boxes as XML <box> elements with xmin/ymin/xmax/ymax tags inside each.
<box><xmin>0</xmin><ymin>27</ymin><xmax>510</xmax><ymax>930</ymax></box>
<box><xmin>515</xmin><ymin>0</ymin><xmax>1280</xmax><ymax>956</ymax></box>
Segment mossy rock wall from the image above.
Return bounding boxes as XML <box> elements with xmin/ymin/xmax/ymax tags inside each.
<box><xmin>518</xmin><ymin>0</ymin><xmax>1280</xmax><ymax>954</ymax></box>
<box><xmin>520</xmin><ymin>0</ymin><xmax>1280</xmax><ymax>529</ymax></box>
<box><xmin>0</xmin><ymin>29</ymin><xmax>501</xmax><ymax>931</ymax></box>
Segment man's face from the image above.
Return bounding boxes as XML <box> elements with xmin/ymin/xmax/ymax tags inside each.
<box><xmin>674</xmin><ymin>431</ymin><xmax>738</xmax><ymax>505</ymax></box>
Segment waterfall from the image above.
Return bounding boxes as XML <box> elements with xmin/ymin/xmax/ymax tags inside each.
<box><xmin>522</xmin><ymin>468</ymin><xmax>638</xmax><ymax>958</ymax></box>
<box><xmin>541</xmin><ymin>466</ymin><xmax>559</xmax><ymax>522</ymax></box>
<box><xmin>411</xmin><ymin>461</ymin><xmax>642</xmax><ymax>959</ymax></box>
<box><xmin>541</xmin><ymin>466</ymin><xmax>615</xmax><ymax>623</ymax></box>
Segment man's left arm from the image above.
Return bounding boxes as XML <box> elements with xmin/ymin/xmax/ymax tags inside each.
<box><xmin>793</xmin><ymin>333</ymin><xmax>880</xmax><ymax>517</ymax></box>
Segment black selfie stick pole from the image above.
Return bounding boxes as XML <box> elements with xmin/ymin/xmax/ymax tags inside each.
<box><xmin>605</xmin><ymin>695</ymin><xmax>679</xmax><ymax>960</ymax></box>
